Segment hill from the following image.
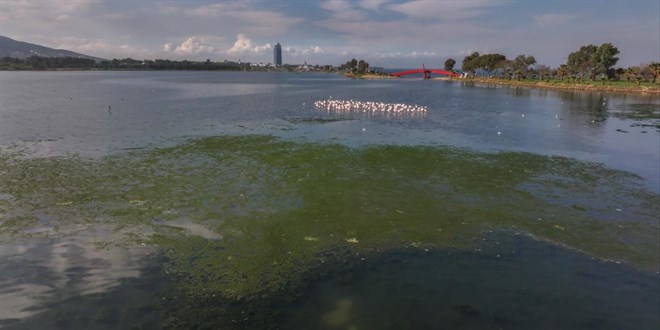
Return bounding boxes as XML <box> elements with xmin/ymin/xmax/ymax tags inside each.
<box><xmin>0</xmin><ymin>36</ymin><xmax>104</xmax><ymax>61</ymax></box>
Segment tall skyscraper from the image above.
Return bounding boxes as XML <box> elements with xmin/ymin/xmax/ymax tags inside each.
<box><xmin>274</xmin><ymin>43</ymin><xmax>282</xmax><ymax>66</ymax></box>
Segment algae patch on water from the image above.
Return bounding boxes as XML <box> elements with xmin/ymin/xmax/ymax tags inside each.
<box><xmin>0</xmin><ymin>135</ymin><xmax>658</xmax><ymax>309</ymax></box>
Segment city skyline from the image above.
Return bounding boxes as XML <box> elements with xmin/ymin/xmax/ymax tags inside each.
<box><xmin>1</xmin><ymin>0</ymin><xmax>658</xmax><ymax>68</ymax></box>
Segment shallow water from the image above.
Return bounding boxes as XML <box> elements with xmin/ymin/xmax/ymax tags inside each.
<box><xmin>283</xmin><ymin>233</ymin><xmax>659</xmax><ymax>330</ymax></box>
<box><xmin>0</xmin><ymin>72</ymin><xmax>658</xmax><ymax>328</ymax></box>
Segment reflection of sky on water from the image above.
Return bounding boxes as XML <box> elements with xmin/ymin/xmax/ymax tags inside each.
<box><xmin>153</xmin><ymin>218</ymin><xmax>222</xmax><ymax>240</ymax></box>
<box><xmin>103</xmin><ymin>78</ymin><xmax>290</xmax><ymax>100</ymax></box>
<box><xmin>0</xmin><ymin>226</ymin><xmax>152</xmax><ymax>320</ymax></box>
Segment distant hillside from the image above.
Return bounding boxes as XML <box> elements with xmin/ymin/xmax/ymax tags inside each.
<box><xmin>0</xmin><ymin>36</ymin><xmax>104</xmax><ymax>61</ymax></box>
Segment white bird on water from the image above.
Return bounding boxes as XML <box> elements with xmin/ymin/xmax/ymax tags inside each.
<box><xmin>313</xmin><ymin>99</ymin><xmax>427</xmax><ymax>114</ymax></box>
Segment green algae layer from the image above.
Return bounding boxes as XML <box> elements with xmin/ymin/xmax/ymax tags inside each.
<box><xmin>1</xmin><ymin>135</ymin><xmax>658</xmax><ymax>301</ymax></box>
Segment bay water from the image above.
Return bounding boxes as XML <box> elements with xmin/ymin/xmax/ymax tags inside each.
<box><xmin>0</xmin><ymin>71</ymin><xmax>658</xmax><ymax>329</ymax></box>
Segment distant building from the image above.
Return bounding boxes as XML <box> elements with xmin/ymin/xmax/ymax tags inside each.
<box><xmin>274</xmin><ymin>43</ymin><xmax>282</xmax><ymax>66</ymax></box>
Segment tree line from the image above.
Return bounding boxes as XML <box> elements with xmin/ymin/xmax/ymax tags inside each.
<box><xmin>339</xmin><ymin>58</ymin><xmax>371</xmax><ymax>74</ymax></box>
<box><xmin>444</xmin><ymin>43</ymin><xmax>659</xmax><ymax>84</ymax></box>
<box><xmin>0</xmin><ymin>56</ymin><xmax>98</xmax><ymax>70</ymax></box>
<box><xmin>0</xmin><ymin>56</ymin><xmax>342</xmax><ymax>72</ymax></box>
<box><xmin>0</xmin><ymin>57</ymin><xmax>249</xmax><ymax>71</ymax></box>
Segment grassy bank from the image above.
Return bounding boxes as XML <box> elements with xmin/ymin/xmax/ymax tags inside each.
<box><xmin>343</xmin><ymin>73</ymin><xmax>659</xmax><ymax>94</ymax></box>
<box><xmin>341</xmin><ymin>72</ymin><xmax>396</xmax><ymax>79</ymax></box>
<box><xmin>459</xmin><ymin>77</ymin><xmax>660</xmax><ymax>94</ymax></box>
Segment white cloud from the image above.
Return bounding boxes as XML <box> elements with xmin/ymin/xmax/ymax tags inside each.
<box><xmin>285</xmin><ymin>45</ymin><xmax>324</xmax><ymax>55</ymax></box>
<box><xmin>375</xmin><ymin>50</ymin><xmax>437</xmax><ymax>58</ymax></box>
<box><xmin>227</xmin><ymin>34</ymin><xmax>271</xmax><ymax>54</ymax></box>
<box><xmin>254</xmin><ymin>44</ymin><xmax>272</xmax><ymax>52</ymax></box>
<box><xmin>386</xmin><ymin>0</ymin><xmax>506</xmax><ymax>20</ymax></box>
<box><xmin>301</xmin><ymin>46</ymin><xmax>325</xmax><ymax>55</ymax></box>
<box><xmin>166</xmin><ymin>37</ymin><xmax>216</xmax><ymax>55</ymax></box>
<box><xmin>410</xmin><ymin>51</ymin><xmax>436</xmax><ymax>57</ymax></box>
<box><xmin>0</xmin><ymin>0</ymin><xmax>656</xmax><ymax>68</ymax></box>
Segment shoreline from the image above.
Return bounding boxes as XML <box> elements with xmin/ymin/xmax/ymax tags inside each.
<box><xmin>4</xmin><ymin>69</ymin><xmax>658</xmax><ymax>94</ymax></box>
<box><xmin>340</xmin><ymin>72</ymin><xmax>397</xmax><ymax>79</ymax></box>
<box><xmin>342</xmin><ymin>73</ymin><xmax>659</xmax><ymax>94</ymax></box>
<box><xmin>459</xmin><ymin>77</ymin><xmax>660</xmax><ymax>94</ymax></box>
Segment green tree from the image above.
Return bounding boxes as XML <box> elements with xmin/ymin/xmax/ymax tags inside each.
<box><xmin>623</xmin><ymin>67</ymin><xmax>638</xmax><ymax>82</ymax></box>
<box><xmin>495</xmin><ymin>59</ymin><xmax>513</xmax><ymax>79</ymax></box>
<box><xmin>357</xmin><ymin>60</ymin><xmax>369</xmax><ymax>74</ymax></box>
<box><xmin>596</xmin><ymin>43</ymin><xmax>619</xmax><ymax>70</ymax></box>
<box><xmin>638</xmin><ymin>64</ymin><xmax>652</xmax><ymax>83</ymax></box>
<box><xmin>567</xmin><ymin>43</ymin><xmax>619</xmax><ymax>81</ymax></box>
<box><xmin>536</xmin><ymin>64</ymin><xmax>552</xmax><ymax>81</ymax></box>
<box><xmin>594</xmin><ymin>43</ymin><xmax>619</xmax><ymax>78</ymax></box>
<box><xmin>556</xmin><ymin>64</ymin><xmax>572</xmax><ymax>80</ymax></box>
<box><xmin>567</xmin><ymin>44</ymin><xmax>598</xmax><ymax>80</ymax></box>
<box><xmin>461</xmin><ymin>53</ymin><xmax>507</xmax><ymax>76</ymax></box>
<box><xmin>480</xmin><ymin>54</ymin><xmax>506</xmax><ymax>72</ymax></box>
<box><xmin>461</xmin><ymin>52</ymin><xmax>480</xmax><ymax>74</ymax></box>
<box><xmin>444</xmin><ymin>58</ymin><xmax>456</xmax><ymax>71</ymax></box>
<box><xmin>511</xmin><ymin>55</ymin><xmax>536</xmax><ymax>80</ymax></box>
<box><xmin>647</xmin><ymin>62</ymin><xmax>660</xmax><ymax>83</ymax></box>
<box><xmin>341</xmin><ymin>58</ymin><xmax>358</xmax><ymax>72</ymax></box>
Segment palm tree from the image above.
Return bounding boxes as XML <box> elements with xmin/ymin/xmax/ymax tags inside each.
<box><xmin>537</xmin><ymin>65</ymin><xmax>552</xmax><ymax>82</ymax></box>
<box><xmin>623</xmin><ymin>67</ymin><xmax>637</xmax><ymax>82</ymax></box>
<box><xmin>556</xmin><ymin>64</ymin><xmax>570</xmax><ymax>80</ymax></box>
<box><xmin>648</xmin><ymin>62</ymin><xmax>660</xmax><ymax>84</ymax></box>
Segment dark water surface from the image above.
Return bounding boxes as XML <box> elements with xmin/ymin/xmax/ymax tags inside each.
<box><xmin>0</xmin><ymin>71</ymin><xmax>658</xmax><ymax>329</ymax></box>
<box><xmin>283</xmin><ymin>234</ymin><xmax>659</xmax><ymax>330</ymax></box>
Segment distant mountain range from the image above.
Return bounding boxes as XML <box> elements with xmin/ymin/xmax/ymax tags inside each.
<box><xmin>0</xmin><ymin>36</ymin><xmax>104</xmax><ymax>61</ymax></box>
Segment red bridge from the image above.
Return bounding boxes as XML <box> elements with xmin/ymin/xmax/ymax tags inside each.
<box><xmin>391</xmin><ymin>65</ymin><xmax>459</xmax><ymax>79</ymax></box>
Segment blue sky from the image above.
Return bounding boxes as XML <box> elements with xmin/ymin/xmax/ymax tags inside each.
<box><xmin>1</xmin><ymin>0</ymin><xmax>658</xmax><ymax>68</ymax></box>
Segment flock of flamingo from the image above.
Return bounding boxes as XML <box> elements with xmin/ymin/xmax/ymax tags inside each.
<box><xmin>313</xmin><ymin>99</ymin><xmax>427</xmax><ymax>117</ymax></box>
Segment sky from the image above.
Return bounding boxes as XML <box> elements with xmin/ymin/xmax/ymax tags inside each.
<box><xmin>1</xmin><ymin>0</ymin><xmax>658</xmax><ymax>68</ymax></box>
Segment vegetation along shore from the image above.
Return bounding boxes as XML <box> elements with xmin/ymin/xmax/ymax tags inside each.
<box><xmin>341</xmin><ymin>42</ymin><xmax>659</xmax><ymax>94</ymax></box>
<box><xmin>2</xmin><ymin>41</ymin><xmax>658</xmax><ymax>94</ymax></box>
<box><xmin>457</xmin><ymin>77</ymin><xmax>659</xmax><ymax>94</ymax></box>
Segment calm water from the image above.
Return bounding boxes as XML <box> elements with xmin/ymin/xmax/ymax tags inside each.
<box><xmin>1</xmin><ymin>72</ymin><xmax>658</xmax><ymax>189</ymax></box>
<box><xmin>0</xmin><ymin>71</ymin><xmax>658</xmax><ymax>329</ymax></box>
